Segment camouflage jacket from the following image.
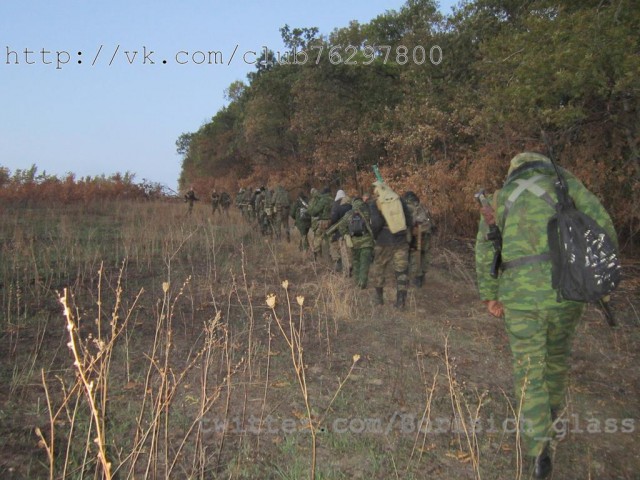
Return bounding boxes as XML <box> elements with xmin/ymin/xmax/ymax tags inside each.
<box><xmin>339</xmin><ymin>201</ymin><xmax>374</xmax><ymax>249</ymax></box>
<box><xmin>271</xmin><ymin>187</ymin><xmax>290</xmax><ymax>209</ymax></box>
<box><xmin>475</xmin><ymin>153</ymin><xmax>618</xmax><ymax>310</ymax></box>
<box><xmin>306</xmin><ymin>192</ymin><xmax>333</xmax><ymax>220</ymax></box>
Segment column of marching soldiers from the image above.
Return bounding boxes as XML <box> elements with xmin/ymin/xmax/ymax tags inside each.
<box><xmin>229</xmin><ymin>183</ymin><xmax>436</xmax><ymax>310</ymax></box>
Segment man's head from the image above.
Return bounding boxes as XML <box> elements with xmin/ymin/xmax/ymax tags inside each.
<box><xmin>403</xmin><ymin>191</ymin><xmax>420</xmax><ymax>205</ymax></box>
<box><xmin>507</xmin><ymin>152</ymin><xmax>551</xmax><ymax>177</ymax></box>
<box><xmin>352</xmin><ymin>198</ymin><xmax>364</xmax><ymax>210</ymax></box>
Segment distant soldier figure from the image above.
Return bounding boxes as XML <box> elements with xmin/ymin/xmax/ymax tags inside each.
<box><xmin>326</xmin><ymin>197</ymin><xmax>374</xmax><ymax>288</ymax></box>
<box><xmin>291</xmin><ymin>191</ymin><xmax>312</xmax><ymax>251</ymax></box>
<box><xmin>236</xmin><ymin>188</ymin><xmax>250</xmax><ymax>220</ymax></box>
<box><xmin>211</xmin><ymin>189</ymin><xmax>221</xmax><ymax>215</ymax></box>
<box><xmin>368</xmin><ymin>182</ymin><xmax>412</xmax><ymax>309</ymax></box>
<box><xmin>271</xmin><ymin>185</ymin><xmax>291</xmax><ymax>241</ymax></box>
<box><xmin>403</xmin><ymin>191</ymin><xmax>435</xmax><ymax>287</ymax></box>
<box><xmin>306</xmin><ymin>187</ymin><xmax>333</xmax><ymax>260</ymax></box>
<box><xmin>184</xmin><ymin>186</ymin><xmax>199</xmax><ymax>215</ymax></box>
<box><xmin>254</xmin><ymin>186</ymin><xmax>272</xmax><ymax>235</ymax></box>
<box><xmin>328</xmin><ymin>189</ymin><xmax>353</xmax><ymax>273</ymax></box>
<box><xmin>220</xmin><ymin>192</ymin><xmax>232</xmax><ymax>216</ymax></box>
<box><xmin>249</xmin><ymin>187</ymin><xmax>261</xmax><ymax>221</ymax></box>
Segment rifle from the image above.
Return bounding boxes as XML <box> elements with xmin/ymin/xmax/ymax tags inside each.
<box><xmin>475</xmin><ymin>189</ymin><xmax>502</xmax><ymax>278</ymax></box>
<box><xmin>324</xmin><ymin>216</ymin><xmax>347</xmax><ymax>239</ymax></box>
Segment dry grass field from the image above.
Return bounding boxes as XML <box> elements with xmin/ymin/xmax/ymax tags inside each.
<box><xmin>1</xmin><ymin>200</ymin><xmax>638</xmax><ymax>479</ymax></box>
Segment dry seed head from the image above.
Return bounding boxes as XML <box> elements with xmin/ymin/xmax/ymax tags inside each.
<box><xmin>266</xmin><ymin>294</ymin><xmax>277</xmax><ymax>308</ymax></box>
<box><xmin>353</xmin><ymin>354</ymin><xmax>361</xmax><ymax>363</ymax></box>
<box><xmin>162</xmin><ymin>282</ymin><xmax>170</xmax><ymax>293</ymax></box>
<box><xmin>296</xmin><ymin>295</ymin><xmax>305</xmax><ymax>306</ymax></box>
<box><xmin>282</xmin><ymin>280</ymin><xmax>289</xmax><ymax>289</ymax></box>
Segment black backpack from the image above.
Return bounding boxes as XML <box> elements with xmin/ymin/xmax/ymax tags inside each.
<box><xmin>348</xmin><ymin>211</ymin><xmax>366</xmax><ymax>237</ymax></box>
<box><xmin>547</xmin><ymin>178</ymin><xmax>621</xmax><ymax>303</ymax></box>
<box><xmin>501</xmin><ymin>156</ymin><xmax>621</xmax><ymax>304</ymax></box>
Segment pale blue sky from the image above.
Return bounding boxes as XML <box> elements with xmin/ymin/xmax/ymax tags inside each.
<box><xmin>1</xmin><ymin>1</ymin><xmax>458</xmax><ymax>191</ymax></box>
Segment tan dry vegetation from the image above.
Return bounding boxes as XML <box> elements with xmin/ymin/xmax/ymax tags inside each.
<box><xmin>0</xmin><ymin>200</ymin><xmax>639</xmax><ymax>479</ymax></box>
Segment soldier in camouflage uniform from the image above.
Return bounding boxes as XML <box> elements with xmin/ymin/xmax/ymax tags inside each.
<box><xmin>368</xmin><ymin>184</ymin><xmax>412</xmax><ymax>309</ymax></box>
<box><xmin>254</xmin><ymin>187</ymin><xmax>271</xmax><ymax>235</ymax></box>
<box><xmin>328</xmin><ymin>189</ymin><xmax>353</xmax><ymax>273</ymax></box>
<box><xmin>403</xmin><ymin>191</ymin><xmax>435</xmax><ymax>287</ymax></box>
<box><xmin>475</xmin><ymin>152</ymin><xmax>618</xmax><ymax>479</ymax></box>
<box><xmin>306</xmin><ymin>187</ymin><xmax>333</xmax><ymax>260</ymax></box>
<box><xmin>270</xmin><ymin>185</ymin><xmax>291</xmax><ymax>241</ymax></box>
<box><xmin>326</xmin><ymin>198</ymin><xmax>374</xmax><ymax>288</ymax></box>
<box><xmin>184</xmin><ymin>186</ymin><xmax>199</xmax><ymax>215</ymax></box>
<box><xmin>220</xmin><ymin>192</ymin><xmax>232</xmax><ymax>216</ymax></box>
<box><xmin>291</xmin><ymin>191</ymin><xmax>312</xmax><ymax>251</ymax></box>
<box><xmin>210</xmin><ymin>189</ymin><xmax>221</xmax><ymax>215</ymax></box>
<box><xmin>235</xmin><ymin>188</ymin><xmax>249</xmax><ymax>220</ymax></box>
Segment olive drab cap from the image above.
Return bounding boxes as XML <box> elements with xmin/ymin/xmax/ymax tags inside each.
<box><xmin>507</xmin><ymin>152</ymin><xmax>552</xmax><ymax>177</ymax></box>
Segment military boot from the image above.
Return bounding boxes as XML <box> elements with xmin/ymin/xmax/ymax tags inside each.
<box><xmin>531</xmin><ymin>443</ymin><xmax>552</xmax><ymax>479</ymax></box>
<box><xmin>394</xmin><ymin>290</ymin><xmax>407</xmax><ymax>309</ymax></box>
<box><xmin>375</xmin><ymin>287</ymin><xmax>384</xmax><ymax>305</ymax></box>
<box><xmin>413</xmin><ymin>275</ymin><xmax>424</xmax><ymax>288</ymax></box>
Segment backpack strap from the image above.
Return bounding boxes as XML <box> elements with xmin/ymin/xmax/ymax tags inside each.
<box><xmin>502</xmin><ymin>174</ymin><xmax>556</xmax><ymax>225</ymax></box>
<box><xmin>499</xmin><ymin>174</ymin><xmax>557</xmax><ymax>272</ymax></box>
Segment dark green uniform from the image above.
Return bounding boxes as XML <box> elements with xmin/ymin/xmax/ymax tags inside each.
<box><xmin>340</xmin><ymin>199</ymin><xmax>374</xmax><ymax>288</ymax></box>
<box><xmin>306</xmin><ymin>188</ymin><xmax>333</xmax><ymax>258</ymax></box>
<box><xmin>184</xmin><ymin>188</ymin><xmax>198</xmax><ymax>215</ymax></box>
<box><xmin>403</xmin><ymin>192</ymin><xmax>435</xmax><ymax>287</ymax></box>
<box><xmin>475</xmin><ymin>153</ymin><xmax>618</xmax><ymax>465</ymax></box>
<box><xmin>211</xmin><ymin>190</ymin><xmax>221</xmax><ymax>215</ymax></box>
<box><xmin>270</xmin><ymin>185</ymin><xmax>291</xmax><ymax>241</ymax></box>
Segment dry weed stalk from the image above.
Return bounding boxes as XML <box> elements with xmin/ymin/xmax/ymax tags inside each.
<box><xmin>267</xmin><ymin>280</ymin><xmax>318</xmax><ymax>479</ymax></box>
<box><xmin>59</xmin><ymin>287</ymin><xmax>113</xmax><ymax>479</ymax></box>
<box><xmin>267</xmin><ymin>280</ymin><xmax>361</xmax><ymax>480</ymax></box>
<box><xmin>408</xmin><ymin>348</ymin><xmax>440</xmax><ymax>470</ymax></box>
<box><xmin>443</xmin><ymin>332</ymin><xmax>484</xmax><ymax>479</ymax></box>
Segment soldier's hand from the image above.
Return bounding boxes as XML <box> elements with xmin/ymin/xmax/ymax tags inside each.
<box><xmin>480</xmin><ymin>205</ymin><xmax>496</xmax><ymax>225</ymax></box>
<box><xmin>483</xmin><ymin>300</ymin><xmax>504</xmax><ymax>318</ymax></box>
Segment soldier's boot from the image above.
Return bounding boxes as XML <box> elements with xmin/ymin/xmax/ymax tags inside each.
<box><xmin>394</xmin><ymin>290</ymin><xmax>407</xmax><ymax>309</ymax></box>
<box><xmin>375</xmin><ymin>288</ymin><xmax>384</xmax><ymax>305</ymax></box>
<box><xmin>531</xmin><ymin>443</ymin><xmax>552</xmax><ymax>479</ymax></box>
<box><xmin>413</xmin><ymin>275</ymin><xmax>424</xmax><ymax>288</ymax></box>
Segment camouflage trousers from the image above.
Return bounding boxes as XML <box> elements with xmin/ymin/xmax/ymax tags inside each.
<box><xmin>369</xmin><ymin>244</ymin><xmax>409</xmax><ymax>291</ymax></box>
<box><xmin>272</xmin><ymin>206</ymin><xmax>291</xmax><ymax>241</ymax></box>
<box><xmin>409</xmin><ymin>233</ymin><xmax>431</xmax><ymax>279</ymax></box>
<box><xmin>311</xmin><ymin>220</ymin><xmax>330</xmax><ymax>255</ymax></box>
<box><xmin>504</xmin><ymin>303</ymin><xmax>584</xmax><ymax>457</ymax></box>
<box><xmin>329</xmin><ymin>238</ymin><xmax>341</xmax><ymax>263</ymax></box>
<box><xmin>352</xmin><ymin>247</ymin><xmax>373</xmax><ymax>288</ymax></box>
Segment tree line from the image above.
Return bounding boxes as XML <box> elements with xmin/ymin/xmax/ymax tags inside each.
<box><xmin>0</xmin><ymin>165</ymin><xmax>169</xmax><ymax>204</ymax></box>
<box><xmin>177</xmin><ymin>0</ymin><xmax>638</xmax><ymax>243</ymax></box>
